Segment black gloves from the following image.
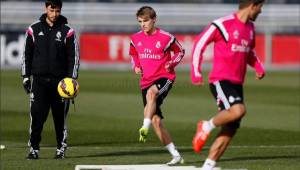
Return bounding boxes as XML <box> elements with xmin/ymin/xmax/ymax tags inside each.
<box><xmin>23</xmin><ymin>77</ymin><xmax>31</xmax><ymax>94</ymax></box>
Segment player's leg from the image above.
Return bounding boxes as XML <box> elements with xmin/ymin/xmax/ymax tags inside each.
<box><xmin>152</xmin><ymin>78</ymin><xmax>183</xmax><ymax>165</ymax></box>
<box><xmin>201</xmin><ymin>125</ymin><xmax>238</xmax><ymax>170</ymax></box>
<box><xmin>144</xmin><ymin>78</ymin><xmax>173</xmax><ymax>121</ymax></box>
<box><xmin>211</xmin><ymin>103</ymin><xmax>245</xmax><ymax>126</ymax></box>
<box><xmin>209</xmin><ymin>81</ymin><xmax>246</xmax><ymax>126</ymax></box>
<box><xmin>50</xmin><ymin>79</ymin><xmax>70</xmax><ymax>159</ymax></box>
<box><xmin>208</xmin><ymin>125</ymin><xmax>237</xmax><ymax>160</ymax></box>
<box><xmin>27</xmin><ymin>77</ymin><xmax>50</xmax><ymax>159</ymax></box>
<box><xmin>140</xmin><ymin>78</ymin><xmax>173</xmax><ymax>132</ymax></box>
<box><xmin>51</xmin><ymin>78</ymin><xmax>69</xmax><ymax>159</ymax></box>
<box><xmin>193</xmin><ymin>80</ymin><xmax>244</xmax><ymax>153</ymax></box>
<box><xmin>150</xmin><ymin>80</ymin><xmax>171</xmax><ymax>145</ymax></box>
<box><xmin>139</xmin><ymin>85</ymin><xmax>159</xmax><ymax>142</ymax></box>
<box><xmin>144</xmin><ymin>85</ymin><xmax>159</xmax><ymax>119</ymax></box>
<box><xmin>152</xmin><ymin>115</ymin><xmax>171</xmax><ymax>145</ymax></box>
<box><xmin>151</xmin><ymin>115</ymin><xmax>184</xmax><ymax>165</ymax></box>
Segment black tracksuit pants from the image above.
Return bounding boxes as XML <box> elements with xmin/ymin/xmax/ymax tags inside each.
<box><xmin>29</xmin><ymin>76</ymin><xmax>69</xmax><ymax>150</ymax></box>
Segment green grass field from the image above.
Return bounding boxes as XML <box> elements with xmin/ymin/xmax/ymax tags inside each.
<box><xmin>1</xmin><ymin>70</ymin><xmax>299</xmax><ymax>170</ymax></box>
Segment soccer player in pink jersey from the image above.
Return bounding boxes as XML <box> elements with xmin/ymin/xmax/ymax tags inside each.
<box><xmin>191</xmin><ymin>0</ymin><xmax>266</xmax><ymax>169</ymax></box>
<box><xmin>129</xmin><ymin>6</ymin><xmax>185</xmax><ymax>165</ymax></box>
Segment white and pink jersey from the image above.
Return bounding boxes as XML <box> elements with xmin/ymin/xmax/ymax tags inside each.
<box><xmin>130</xmin><ymin>28</ymin><xmax>185</xmax><ymax>89</ymax></box>
<box><xmin>191</xmin><ymin>13</ymin><xmax>265</xmax><ymax>85</ymax></box>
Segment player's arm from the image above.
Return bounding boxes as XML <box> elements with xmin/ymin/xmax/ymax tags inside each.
<box><xmin>21</xmin><ymin>27</ymin><xmax>34</xmax><ymax>78</ymax></box>
<box><xmin>247</xmin><ymin>50</ymin><xmax>265</xmax><ymax>80</ymax></box>
<box><xmin>65</xmin><ymin>28</ymin><xmax>80</xmax><ymax>79</ymax></box>
<box><xmin>191</xmin><ymin>24</ymin><xmax>218</xmax><ymax>85</ymax></box>
<box><xmin>247</xmin><ymin>25</ymin><xmax>265</xmax><ymax>80</ymax></box>
<box><xmin>21</xmin><ymin>27</ymin><xmax>34</xmax><ymax>94</ymax></box>
<box><xmin>129</xmin><ymin>40</ymin><xmax>142</xmax><ymax>74</ymax></box>
<box><xmin>165</xmin><ymin>38</ymin><xmax>185</xmax><ymax>72</ymax></box>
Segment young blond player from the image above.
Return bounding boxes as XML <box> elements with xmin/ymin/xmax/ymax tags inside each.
<box><xmin>129</xmin><ymin>6</ymin><xmax>185</xmax><ymax>165</ymax></box>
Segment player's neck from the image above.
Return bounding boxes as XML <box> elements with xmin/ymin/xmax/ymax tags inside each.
<box><xmin>46</xmin><ymin>17</ymin><xmax>54</xmax><ymax>27</ymax></box>
<box><xmin>236</xmin><ymin>9</ymin><xmax>250</xmax><ymax>23</ymax></box>
<box><xmin>145</xmin><ymin>27</ymin><xmax>157</xmax><ymax>35</ymax></box>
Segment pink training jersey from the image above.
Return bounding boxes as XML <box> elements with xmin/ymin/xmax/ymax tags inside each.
<box><xmin>191</xmin><ymin>13</ymin><xmax>265</xmax><ymax>85</ymax></box>
<box><xmin>130</xmin><ymin>28</ymin><xmax>185</xmax><ymax>89</ymax></box>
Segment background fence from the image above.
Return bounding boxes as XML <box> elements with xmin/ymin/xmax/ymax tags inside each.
<box><xmin>1</xmin><ymin>1</ymin><xmax>299</xmax><ymax>70</ymax></box>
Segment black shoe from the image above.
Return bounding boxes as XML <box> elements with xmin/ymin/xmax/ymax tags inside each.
<box><xmin>27</xmin><ymin>149</ymin><xmax>39</xmax><ymax>160</ymax></box>
<box><xmin>54</xmin><ymin>148</ymin><xmax>65</xmax><ymax>159</ymax></box>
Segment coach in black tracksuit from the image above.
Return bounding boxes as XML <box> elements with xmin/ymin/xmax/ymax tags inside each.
<box><xmin>21</xmin><ymin>0</ymin><xmax>79</xmax><ymax>159</ymax></box>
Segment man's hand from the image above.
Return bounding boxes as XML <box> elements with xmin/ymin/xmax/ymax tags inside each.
<box><xmin>23</xmin><ymin>77</ymin><xmax>31</xmax><ymax>94</ymax></box>
<box><xmin>165</xmin><ymin>61</ymin><xmax>174</xmax><ymax>73</ymax></box>
<box><xmin>165</xmin><ymin>62</ymin><xmax>173</xmax><ymax>73</ymax></box>
<box><xmin>256</xmin><ymin>72</ymin><xmax>265</xmax><ymax>80</ymax></box>
<box><xmin>134</xmin><ymin>67</ymin><xmax>142</xmax><ymax>75</ymax></box>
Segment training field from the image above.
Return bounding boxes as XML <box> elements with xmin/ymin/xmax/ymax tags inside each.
<box><xmin>0</xmin><ymin>70</ymin><xmax>299</xmax><ymax>170</ymax></box>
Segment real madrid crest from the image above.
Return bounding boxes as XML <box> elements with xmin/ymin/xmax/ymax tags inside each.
<box><xmin>155</xmin><ymin>41</ymin><xmax>161</xmax><ymax>48</ymax></box>
<box><xmin>55</xmin><ymin>31</ymin><xmax>62</xmax><ymax>41</ymax></box>
<box><xmin>233</xmin><ymin>30</ymin><xmax>239</xmax><ymax>39</ymax></box>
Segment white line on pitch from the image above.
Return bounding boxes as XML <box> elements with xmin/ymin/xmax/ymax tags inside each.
<box><xmin>74</xmin><ymin>164</ymin><xmax>224</xmax><ymax>170</ymax></box>
<box><xmin>6</xmin><ymin>145</ymin><xmax>300</xmax><ymax>149</ymax></box>
<box><xmin>69</xmin><ymin>145</ymin><xmax>300</xmax><ymax>149</ymax></box>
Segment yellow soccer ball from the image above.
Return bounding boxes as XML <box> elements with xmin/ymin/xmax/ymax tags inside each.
<box><xmin>57</xmin><ymin>78</ymin><xmax>79</xmax><ymax>99</ymax></box>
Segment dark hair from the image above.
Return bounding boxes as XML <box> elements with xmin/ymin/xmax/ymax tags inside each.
<box><xmin>45</xmin><ymin>0</ymin><xmax>62</xmax><ymax>8</ymax></box>
<box><xmin>136</xmin><ymin>6</ymin><xmax>156</xmax><ymax>19</ymax></box>
<box><xmin>239</xmin><ymin>0</ymin><xmax>265</xmax><ymax>9</ymax></box>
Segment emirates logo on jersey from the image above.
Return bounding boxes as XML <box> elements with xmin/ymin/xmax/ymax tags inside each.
<box><xmin>241</xmin><ymin>39</ymin><xmax>249</xmax><ymax>46</ymax></box>
<box><xmin>231</xmin><ymin>39</ymin><xmax>250</xmax><ymax>52</ymax></box>
<box><xmin>155</xmin><ymin>41</ymin><xmax>161</xmax><ymax>48</ymax></box>
<box><xmin>139</xmin><ymin>48</ymin><xmax>162</xmax><ymax>60</ymax></box>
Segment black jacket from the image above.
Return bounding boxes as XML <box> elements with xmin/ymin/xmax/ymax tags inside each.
<box><xmin>21</xmin><ymin>14</ymin><xmax>79</xmax><ymax>79</ymax></box>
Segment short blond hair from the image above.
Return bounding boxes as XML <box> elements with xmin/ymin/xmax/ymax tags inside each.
<box><xmin>136</xmin><ymin>6</ymin><xmax>157</xmax><ymax>19</ymax></box>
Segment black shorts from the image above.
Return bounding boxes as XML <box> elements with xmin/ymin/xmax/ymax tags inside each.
<box><xmin>210</xmin><ymin>80</ymin><xmax>244</xmax><ymax>128</ymax></box>
<box><xmin>142</xmin><ymin>78</ymin><xmax>173</xmax><ymax>119</ymax></box>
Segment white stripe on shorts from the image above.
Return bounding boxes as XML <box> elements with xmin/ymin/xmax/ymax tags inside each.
<box><xmin>158</xmin><ymin>79</ymin><xmax>172</xmax><ymax>96</ymax></box>
<box><xmin>214</xmin><ymin>81</ymin><xmax>230</xmax><ymax>109</ymax></box>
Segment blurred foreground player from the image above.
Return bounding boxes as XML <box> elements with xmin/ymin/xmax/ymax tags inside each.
<box><xmin>191</xmin><ymin>0</ymin><xmax>265</xmax><ymax>169</ymax></box>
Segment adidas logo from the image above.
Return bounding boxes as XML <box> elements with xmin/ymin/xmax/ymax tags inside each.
<box><xmin>38</xmin><ymin>31</ymin><xmax>44</xmax><ymax>36</ymax></box>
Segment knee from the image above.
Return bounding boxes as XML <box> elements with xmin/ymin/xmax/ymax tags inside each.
<box><xmin>151</xmin><ymin>116</ymin><xmax>161</xmax><ymax>128</ymax></box>
<box><xmin>146</xmin><ymin>89</ymin><xmax>158</xmax><ymax>102</ymax></box>
<box><xmin>230</xmin><ymin>104</ymin><xmax>246</xmax><ymax>119</ymax></box>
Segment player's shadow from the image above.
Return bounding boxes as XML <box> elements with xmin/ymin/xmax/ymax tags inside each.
<box><xmin>68</xmin><ymin>148</ymin><xmax>193</xmax><ymax>159</ymax></box>
<box><xmin>71</xmin><ymin>141</ymin><xmax>144</xmax><ymax>146</ymax></box>
<box><xmin>218</xmin><ymin>155</ymin><xmax>300</xmax><ymax>162</ymax></box>
<box><xmin>177</xmin><ymin>153</ymin><xmax>300</xmax><ymax>165</ymax></box>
